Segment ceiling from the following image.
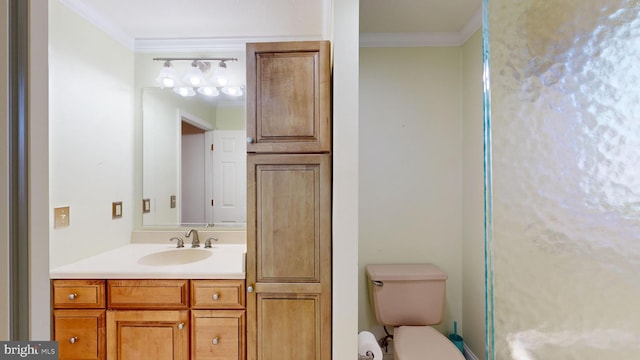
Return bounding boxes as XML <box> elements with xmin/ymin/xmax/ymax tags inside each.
<box><xmin>61</xmin><ymin>0</ymin><xmax>482</xmax><ymax>50</ymax></box>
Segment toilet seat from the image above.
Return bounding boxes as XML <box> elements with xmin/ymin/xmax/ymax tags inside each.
<box><xmin>394</xmin><ymin>326</ymin><xmax>465</xmax><ymax>360</ymax></box>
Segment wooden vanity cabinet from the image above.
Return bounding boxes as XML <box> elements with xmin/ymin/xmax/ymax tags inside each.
<box><xmin>246</xmin><ymin>41</ymin><xmax>331</xmax><ymax>153</ymax></box>
<box><xmin>52</xmin><ymin>280</ymin><xmax>107</xmax><ymax>360</ymax></box>
<box><xmin>52</xmin><ymin>279</ymin><xmax>246</xmax><ymax>360</ymax></box>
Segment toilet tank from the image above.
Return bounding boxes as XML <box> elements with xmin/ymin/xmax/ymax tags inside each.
<box><xmin>366</xmin><ymin>264</ymin><xmax>447</xmax><ymax>326</ymax></box>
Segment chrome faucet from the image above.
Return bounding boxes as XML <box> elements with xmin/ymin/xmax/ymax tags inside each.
<box><xmin>185</xmin><ymin>229</ymin><xmax>200</xmax><ymax>248</ymax></box>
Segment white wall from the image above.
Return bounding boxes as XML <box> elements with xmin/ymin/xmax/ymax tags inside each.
<box><xmin>49</xmin><ymin>0</ymin><xmax>134</xmax><ymax>268</ymax></box>
<box><xmin>0</xmin><ymin>0</ymin><xmax>9</xmax><ymax>340</ymax></box>
<box><xmin>461</xmin><ymin>29</ymin><xmax>485</xmax><ymax>358</ymax></box>
<box><xmin>359</xmin><ymin>47</ymin><xmax>464</xmax><ymax>336</ymax></box>
<box><xmin>29</xmin><ymin>0</ymin><xmax>51</xmax><ymax>339</ymax></box>
<box><xmin>332</xmin><ymin>0</ymin><xmax>360</xmax><ymax>357</ymax></box>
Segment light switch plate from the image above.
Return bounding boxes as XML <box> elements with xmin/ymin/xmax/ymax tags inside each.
<box><xmin>142</xmin><ymin>198</ymin><xmax>151</xmax><ymax>213</ymax></box>
<box><xmin>112</xmin><ymin>201</ymin><xmax>123</xmax><ymax>219</ymax></box>
<box><xmin>54</xmin><ymin>206</ymin><xmax>70</xmax><ymax>228</ymax></box>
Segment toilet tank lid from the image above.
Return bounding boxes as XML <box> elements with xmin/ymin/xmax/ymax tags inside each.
<box><xmin>366</xmin><ymin>264</ymin><xmax>447</xmax><ymax>281</ymax></box>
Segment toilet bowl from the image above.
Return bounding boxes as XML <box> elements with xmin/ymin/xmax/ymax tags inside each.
<box><xmin>366</xmin><ymin>264</ymin><xmax>464</xmax><ymax>360</ymax></box>
<box><xmin>394</xmin><ymin>326</ymin><xmax>464</xmax><ymax>360</ymax></box>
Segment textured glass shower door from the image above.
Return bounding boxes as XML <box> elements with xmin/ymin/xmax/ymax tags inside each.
<box><xmin>485</xmin><ymin>1</ymin><xmax>640</xmax><ymax>359</ymax></box>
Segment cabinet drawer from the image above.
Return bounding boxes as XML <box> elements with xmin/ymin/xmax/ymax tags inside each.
<box><xmin>107</xmin><ymin>279</ymin><xmax>189</xmax><ymax>309</ymax></box>
<box><xmin>53</xmin><ymin>309</ymin><xmax>106</xmax><ymax>360</ymax></box>
<box><xmin>191</xmin><ymin>280</ymin><xmax>245</xmax><ymax>309</ymax></box>
<box><xmin>191</xmin><ymin>310</ymin><xmax>245</xmax><ymax>360</ymax></box>
<box><xmin>52</xmin><ymin>280</ymin><xmax>105</xmax><ymax>309</ymax></box>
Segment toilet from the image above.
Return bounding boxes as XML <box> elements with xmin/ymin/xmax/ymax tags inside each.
<box><xmin>366</xmin><ymin>264</ymin><xmax>464</xmax><ymax>360</ymax></box>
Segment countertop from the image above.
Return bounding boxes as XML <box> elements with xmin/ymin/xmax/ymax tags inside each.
<box><xmin>50</xmin><ymin>243</ymin><xmax>246</xmax><ymax>279</ymax></box>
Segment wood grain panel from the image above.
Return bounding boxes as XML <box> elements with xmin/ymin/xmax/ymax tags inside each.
<box><xmin>257</xmin><ymin>295</ymin><xmax>319</xmax><ymax>360</ymax></box>
<box><xmin>191</xmin><ymin>310</ymin><xmax>246</xmax><ymax>360</ymax></box>
<box><xmin>52</xmin><ymin>280</ymin><xmax>105</xmax><ymax>309</ymax></box>
<box><xmin>53</xmin><ymin>309</ymin><xmax>105</xmax><ymax>360</ymax></box>
<box><xmin>107</xmin><ymin>279</ymin><xmax>189</xmax><ymax>309</ymax></box>
<box><xmin>246</xmin><ymin>41</ymin><xmax>331</xmax><ymax>153</ymax></box>
<box><xmin>106</xmin><ymin>310</ymin><xmax>189</xmax><ymax>360</ymax></box>
<box><xmin>191</xmin><ymin>280</ymin><xmax>245</xmax><ymax>309</ymax></box>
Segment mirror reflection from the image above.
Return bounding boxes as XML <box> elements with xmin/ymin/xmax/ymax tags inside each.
<box><xmin>142</xmin><ymin>87</ymin><xmax>246</xmax><ymax>227</ymax></box>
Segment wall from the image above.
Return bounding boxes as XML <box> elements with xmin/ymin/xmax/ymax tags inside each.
<box><xmin>332</xmin><ymin>0</ymin><xmax>360</xmax><ymax>357</ymax></box>
<box><xmin>29</xmin><ymin>0</ymin><xmax>51</xmax><ymax>340</ymax></box>
<box><xmin>0</xmin><ymin>0</ymin><xmax>9</xmax><ymax>340</ymax></box>
<box><xmin>49</xmin><ymin>0</ymin><xmax>134</xmax><ymax>268</ymax></box>
<box><xmin>359</xmin><ymin>46</ymin><xmax>464</xmax><ymax>336</ymax></box>
<box><xmin>141</xmin><ymin>89</ymin><xmax>216</xmax><ymax>226</ymax></box>
<box><xmin>461</xmin><ymin>29</ymin><xmax>485</xmax><ymax>357</ymax></box>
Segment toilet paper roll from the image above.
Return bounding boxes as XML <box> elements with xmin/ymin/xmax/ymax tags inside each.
<box><xmin>358</xmin><ymin>331</ymin><xmax>383</xmax><ymax>359</ymax></box>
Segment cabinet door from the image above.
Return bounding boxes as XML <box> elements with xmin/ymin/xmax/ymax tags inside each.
<box><xmin>246</xmin><ymin>41</ymin><xmax>331</xmax><ymax>153</ymax></box>
<box><xmin>191</xmin><ymin>310</ymin><xmax>246</xmax><ymax>360</ymax></box>
<box><xmin>247</xmin><ymin>154</ymin><xmax>331</xmax><ymax>284</ymax></box>
<box><xmin>249</xmin><ymin>287</ymin><xmax>330</xmax><ymax>360</ymax></box>
<box><xmin>247</xmin><ymin>154</ymin><xmax>331</xmax><ymax>360</ymax></box>
<box><xmin>53</xmin><ymin>309</ymin><xmax>106</xmax><ymax>360</ymax></box>
<box><xmin>106</xmin><ymin>310</ymin><xmax>189</xmax><ymax>360</ymax></box>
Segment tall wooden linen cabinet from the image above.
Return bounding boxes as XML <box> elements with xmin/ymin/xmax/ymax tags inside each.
<box><xmin>246</xmin><ymin>41</ymin><xmax>332</xmax><ymax>360</ymax></box>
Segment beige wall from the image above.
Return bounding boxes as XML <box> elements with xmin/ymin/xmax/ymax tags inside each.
<box><xmin>359</xmin><ymin>46</ymin><xmax>464</xmax><ymax>336</ymax></box>
<box><xmin>49</xmin><ymin>0</ymin><xmax>134</xmax><ymax>268</ymax></box>
<box><xmin>461</xmin><ymin>29</ymin><xmax>485</xmax><ymax>357</ymax></box>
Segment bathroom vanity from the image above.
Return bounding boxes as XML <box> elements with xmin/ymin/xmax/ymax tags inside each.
<box><xmin>50</xmin><ymin>243</ymin><xmax>247</xmax><ymax>360</ymax></box>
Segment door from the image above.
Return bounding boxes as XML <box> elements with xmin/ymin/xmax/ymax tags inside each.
<box><xmin>211</xmin><ymin>130</ymin><xmax>247</xmax><ymax>224</ymax></box>
<box><xmin>246</xmin><ymin>154</ymin><xmax>331</xmax><ymax>360</ymax></box>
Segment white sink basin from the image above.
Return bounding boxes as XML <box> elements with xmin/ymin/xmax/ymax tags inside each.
<box><xmin>137</xmin><ymin>248</ymin><xmax>213</xmax><ymax>266</ymax></box>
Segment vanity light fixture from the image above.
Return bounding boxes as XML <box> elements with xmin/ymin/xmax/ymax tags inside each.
<box><xmin>155</xmin><ymin>61</ymin><xmax>179</xmax><ymax>88</ymax></box>
<box><xmin>221</xmin><ymin>85</ymin><xmax>244</xmax><ymax>97</ymax></box>
<box><xmin>153</xmin><ymin>57</ymin><xmax>240</xmax><ymax>98</ymax></box>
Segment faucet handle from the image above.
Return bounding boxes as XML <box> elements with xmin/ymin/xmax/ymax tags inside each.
<box><xmin>204</xmin><ymin>237</ymin><xmax>218</xmax><ymax>248</ymax></box>
<box><xmin>170</xmin><ymin>237</ymin><xmax>184</xmax><ymax>248</ymax></box>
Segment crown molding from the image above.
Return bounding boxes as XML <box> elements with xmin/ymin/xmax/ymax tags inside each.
<box><xmin>134</xmin><ymin>36</ymin><xmax>324</xmax><ymax>53</ymax></box>
<box><xmin>360</xmin><ymin>8</ymin><xmax>482</xmax><ymax>47</ymax></box>
<box><xmin>58</xmin><ymin>0</ymin><xmax>135</xmax><ymax>51</ymax></box>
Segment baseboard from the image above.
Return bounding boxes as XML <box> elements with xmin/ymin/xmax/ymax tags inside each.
<box><xmin>463</xmin><ymin>343</ymin><xmax>480</xmax><ymax>360</ymax></box>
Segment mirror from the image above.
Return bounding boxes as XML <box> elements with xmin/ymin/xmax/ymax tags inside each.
<box><xmin>142</xmin><ymin>87</ymin><xmax>246</xmax><ymax>228</ymax></box>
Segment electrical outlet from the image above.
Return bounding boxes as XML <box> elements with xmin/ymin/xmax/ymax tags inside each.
<box><xmin>54</xmin><ymin>206</ymin><xmax>70</xmax><ymax>228</ymax></box>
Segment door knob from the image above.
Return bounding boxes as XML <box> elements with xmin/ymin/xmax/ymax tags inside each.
<box><xmin>246</xmin><ymin>137</ymin><xmax>254</xmax><ymax>144</ymax></box>
<box><xmin>177</xmin><ymin>322</ymin><xmax>185</xmax><ymax>330</ymax></box>
<box><xmin>247</xmin><ymin>285</ymin><xmax>254</xmax><ymax>293</ymax></box>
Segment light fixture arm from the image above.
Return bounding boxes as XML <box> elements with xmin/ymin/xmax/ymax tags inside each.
<box><xmin>153</xmin><ymin>57</ymin><xmax>238</xmax><ymax>63</ymax></box>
